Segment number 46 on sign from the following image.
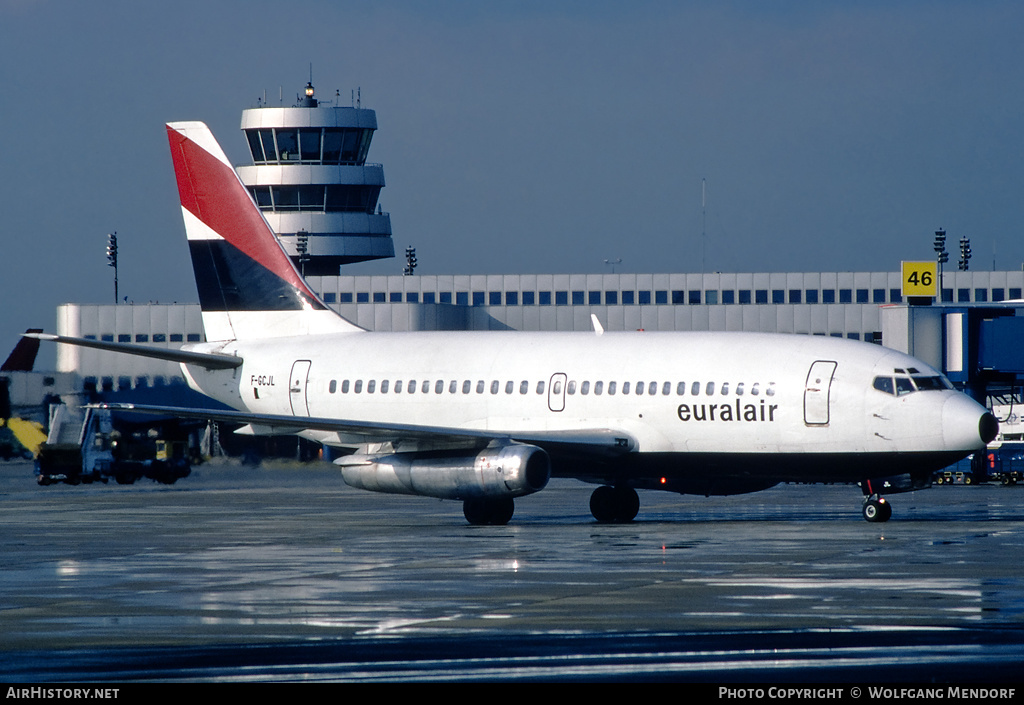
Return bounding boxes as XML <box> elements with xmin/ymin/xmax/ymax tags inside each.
<box><xmin>902</xmin><ymin>261</ymin><xmax>938</xmax><ymax>297</ymax></box>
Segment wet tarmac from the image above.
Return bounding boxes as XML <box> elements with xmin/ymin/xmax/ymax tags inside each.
<box><xmin>1</xmin><ymin>459</ymin><xmax>1022</xmax><ymax>682</ymax></box>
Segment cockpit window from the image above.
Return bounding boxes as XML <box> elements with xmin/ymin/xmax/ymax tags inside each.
<box><xmin>872</xmin><ymin>376</ymin><xmax>894</xmax><ymax>395</ymax></box>
<box><xmin>894</xmin><ymin>377</ymin><xmax>915</xmax><ymax>396</ymax></box>
<box><xmin>912</xmin><ymin>375</ymin><xmax>948</xmax><ymax>391</ymax></box>
<box><xmin>873</xmin><ymin>373</ymin><xmax>953</xmax><ymax>396</ymax></box>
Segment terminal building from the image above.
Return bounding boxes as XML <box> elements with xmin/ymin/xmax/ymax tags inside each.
<box><xmin>54</xmin><ymin>269</ymin><xmax>1024</xmax><ymax>395</ymax></box>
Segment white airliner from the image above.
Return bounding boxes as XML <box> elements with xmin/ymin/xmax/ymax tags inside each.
<box><xmin>31</xmin><ymin>122</ymin><xmax>998</xmax><ymax>524</ymax></box>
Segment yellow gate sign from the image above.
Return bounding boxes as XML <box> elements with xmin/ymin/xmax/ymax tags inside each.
<box><xmin>901</xmin><ymin>261</ymin><xmax>938</xmax><ymax>297</ymax></box>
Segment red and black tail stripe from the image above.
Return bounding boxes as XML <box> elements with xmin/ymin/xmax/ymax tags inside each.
<box><xmin>167</xmin><ymin>124</ymin><xmax>325</xmax><ymax>313</ymax></box>
<box><xmin>188</xmin><ymin>238</ymin><xmax>325</xmax><ymax>312</ymax></box>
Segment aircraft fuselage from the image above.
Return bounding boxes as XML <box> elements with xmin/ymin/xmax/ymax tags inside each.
<box><xmin>181</xmin><ymin>329</ymin><xmax>989</xmax><ymax>493</ymax></box>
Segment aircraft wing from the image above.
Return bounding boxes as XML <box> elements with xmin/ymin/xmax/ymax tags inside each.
<box><xmin>96</xmin><ymin>403</ymin><xmax>637</xmax><ymax>458</ymax></box>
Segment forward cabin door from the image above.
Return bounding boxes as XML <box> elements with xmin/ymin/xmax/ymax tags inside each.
<box><xmin>289</xmin><ymin>360</ymin><xmax>312</xmax><ymax>416</ymax></box>
<box><xmin>804</xmin><ymin>360</ymin><xmax>837</xmax><ymax>426</ymax></box>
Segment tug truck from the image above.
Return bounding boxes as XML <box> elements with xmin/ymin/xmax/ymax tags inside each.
<box><xmin>35</xmin><ymin>405</ymin><xmax>191</xmax><ymax>486</ymax></box>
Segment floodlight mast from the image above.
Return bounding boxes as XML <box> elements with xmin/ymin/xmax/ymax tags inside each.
<box><xmin>934</xmin><ymin>229</ymin><xmax>948</xmax><ymax>297</ymax></box>
<box><xmin>106</xmin><ymin>232</ymin><xmax>118</xmax><ymax>304</ymax></box>
<box><xmin>959</xmin><ymin>237</ymin><xmax>972</xmax><ymax>272</ymax></box>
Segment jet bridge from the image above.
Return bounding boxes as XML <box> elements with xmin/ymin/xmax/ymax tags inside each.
<box><xmin>882</xmin><ymin>303</ymin><xmax>1024</xmax><ymax>482</ymax></box>
<box><xmin>882</xmin><ymin>303</ymin><xmax>1024</xmax><ymax>409</ymax></box>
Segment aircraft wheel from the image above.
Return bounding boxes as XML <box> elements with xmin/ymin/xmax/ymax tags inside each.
<box><xmin>463</xmin><ymin>497</ymin><xmax>514</xmax><ymax>526</ymax></box>
<box><xmin>862</xmin><ymin>498</ymin><xmax>892</xmax><ymax>523</ymax></box>
<box><xmin>590</xmin><ymin>486</ymin><xmax>616</xmax><ymax>522</ymax></box>
<box><xmin>964</xmin><ymin>474</ymin><xmax>974</xmax><ymax>485</ymax></box>
<box><xmin>489</xmin><ymin>497</ymin><xmax>515</xmax><ymax>525</ymax></box>
<box><xmin>615</xmin><ymin>486</ymin><xmax>640</xmax><ymax>522</ymax></box>
<box><xmin>590</xmin><ymin>485</ymin><xmax>640</xmax><ymax>523</ymax></box>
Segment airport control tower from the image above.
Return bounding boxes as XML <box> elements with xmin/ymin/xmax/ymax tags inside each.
<box><xmin>236</xmin><ymin>82</ymin><xmax>395</xmax><ymax>274</ymax></box>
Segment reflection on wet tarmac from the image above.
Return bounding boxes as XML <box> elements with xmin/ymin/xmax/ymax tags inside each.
<box><xmin>1</xmin><ymin>460</ymin><xmax>1022</xmax><ymax>681</ymax></box>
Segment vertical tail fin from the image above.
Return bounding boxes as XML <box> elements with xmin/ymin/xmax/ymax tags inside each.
<box><xmin>166</xmin><ymin>121</ymin><xmax>363</xmax><ymax>340</ymax></box>
<box><xmin>1</xmin><ymin>329</ymin><xmax>42</xmax><ymax>372</ymax></box>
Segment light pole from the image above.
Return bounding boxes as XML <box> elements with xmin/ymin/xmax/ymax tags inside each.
<box><xmin>934</xmin><ymin>229</ymin><xmax>948</xmax><ymax>299</ymax></box>
<box><xmin>295</xmin><ymin>230</ymin><xmax>310</xmax><ymax>278</ymax></box>
<box><xmin>959</xmin><ymin>237</ymin><xmax>972</xmax><ymax>271</ymax></box>
<box><xmin>106</xmin><ymin>232</ymin><xmax>118</xmax><ymax>304</ymax></box>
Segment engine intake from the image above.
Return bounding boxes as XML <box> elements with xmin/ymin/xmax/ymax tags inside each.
<box><xmin>336</xmin><ymin>442</ymin><xmax>550</xmax><ymax>500</ymax></box>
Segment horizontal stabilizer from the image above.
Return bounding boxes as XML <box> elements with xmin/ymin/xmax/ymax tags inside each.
<box><xmin>26</xmin><ymin>333</ymin><xmax>242</xmax><ymax>370</ymax></box>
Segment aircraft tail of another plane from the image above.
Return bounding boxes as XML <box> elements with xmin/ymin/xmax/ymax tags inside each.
<box><xmin>166</xmin><ymin>121</ymin><xmax>363</xmax><ymax>341</ymax></box>
<box><xmin>1</xmin><ymin>329</ymin><xmax>42</xmax><ymax>372</ymax></box>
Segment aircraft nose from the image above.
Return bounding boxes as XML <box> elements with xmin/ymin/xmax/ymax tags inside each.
<box><xmin>942</xmin><ymin>394</ymin><xmax>998</xmax><ymax>449</ymax></box>
<box><xmin>979</xmin><ymin>411</ymin><xmax>999</xmax><ymax>445</ymax></box>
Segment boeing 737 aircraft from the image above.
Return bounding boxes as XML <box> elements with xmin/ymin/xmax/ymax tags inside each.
<box><xmin>31</xmin><ymin>122</ymin><xmax>999</xmax><ymax>524</ymax></box>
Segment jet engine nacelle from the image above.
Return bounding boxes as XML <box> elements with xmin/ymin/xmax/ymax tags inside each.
<box><xmin>336</xmin><ymin>442</ymin><xmax>550</xmax><ymax>500</ymax></box>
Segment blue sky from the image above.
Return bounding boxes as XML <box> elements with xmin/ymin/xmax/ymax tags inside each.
<box><xmin>2</xmin><ymin>1</ymin><xmax>1023</xmax><ymax>359</ymax></box>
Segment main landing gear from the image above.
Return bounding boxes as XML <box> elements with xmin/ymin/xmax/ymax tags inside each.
<box><xmin>862</xmin><ymin>495</ymin><xmax>892</xmax><ymax>523</ymax></box>
<box><xmin>589</xmin><ymin>485</ymin><xmax>640</xmax><ymax>523</ymax></box>
<box><xmin>463</xmin><ymin>497</ymin><xmax>515</xmax><ymax>525</ymax></box>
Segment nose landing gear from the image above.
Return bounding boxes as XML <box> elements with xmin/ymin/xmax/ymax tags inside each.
<box><xmin>862</xmin><ymin>495</ymin><xmax>892</xmax><ymax>523</ymax></box>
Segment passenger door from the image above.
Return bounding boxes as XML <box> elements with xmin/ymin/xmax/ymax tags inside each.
<box><xmin>289</xmin><ymin>360</ymin><xmax>312</xmax><ymax>416</ymax></box>
<box><xmin>804</xmin><ymin>360</ymin><xmax>837</xmax><ymax>426</ymax></box>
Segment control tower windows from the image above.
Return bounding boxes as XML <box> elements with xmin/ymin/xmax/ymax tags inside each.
<box><xmin>325</xmin><ymin>185</ymin><xmax>380</xmax><ymax>212</ymax></box>
<box><xmin>251</xmin><ymin>186</ymin><xmax>272</xmax><ymax>209</ymax></box>
<box><xmin>249</xmin><ymin>185</ymin><xmax>381</xmax><ymax>213</ymax></box>
<box><xmin>245</xmin><ymin>128</ymin><xmax>375</xmax><ymax>165</ymax></box>
<box><xmin>275</xmin><ymin>129</ymin><xmax>299</xmax><ymax>160</ymax></box>
<box><xmin>322</xmin><ymin>130</ymin><xmax>343</xmax><ymax>162</ymax></box>
<box><xmin>246</xmin><ymin>131</ymin><xmax>266</xmax><ymax>162</ymax></box>
<box><xmin>300</xmin><ymin>130</ymin><xmax>321</xmax><ymax>161</ymax></box>
<box><xmin>273</xmin><ymin>187</ymin><xmax>298</xmax><ymax>209</ymax></box>
<box><xmin>297</xmin><ymin>185</ymin><xmax>325</xmax><ymax>210</ymax></box>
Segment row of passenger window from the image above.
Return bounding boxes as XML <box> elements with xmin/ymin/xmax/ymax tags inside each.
<box><xmin>83</xmin><ymin>375</ymin><xmax>187</xmax><ymax>393</ymax></box>
<box><xmin>328</xmin><ymin>378</ymin><xmax>777</xmax><ymax>397</ymax></box>
<box><xmin>88</xmin><ymin>333</ymin><xmax>203</xmax><ymax>343</ymax></box>
<box><xmin>322</xmin><ymin>287</ymin><xmax>1022</xmax><ymax>306</ymax></box>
